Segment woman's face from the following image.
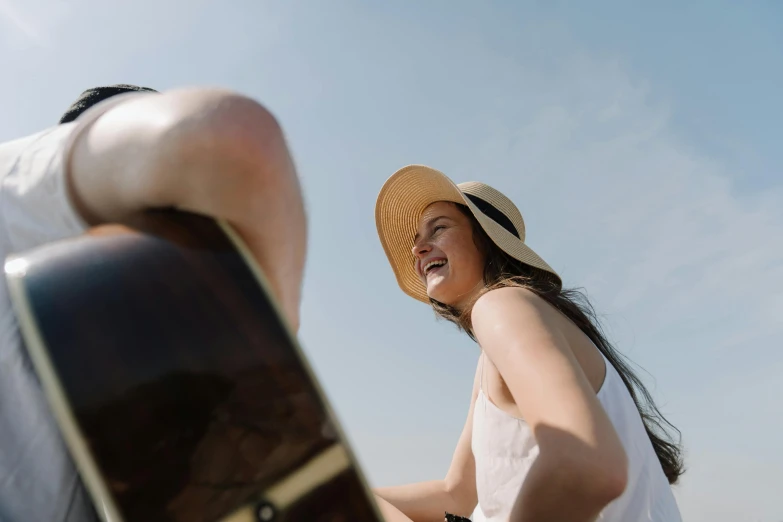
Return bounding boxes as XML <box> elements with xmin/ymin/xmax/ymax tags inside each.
<box><xmin>412</xmin><ymin>202</ymin><xmax>486</xmax><ymax>307</ymax></box>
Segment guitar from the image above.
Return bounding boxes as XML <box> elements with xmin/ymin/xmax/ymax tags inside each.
<box><xmin>4</xmin><ymin>210</ymin><xmax>384</xmax><ymax>522</ymax></box>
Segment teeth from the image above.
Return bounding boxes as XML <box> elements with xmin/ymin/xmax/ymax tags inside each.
<box><xmin>424</xmin><ymin>260</ymin><xmax>447</xmax><ymax>273</ymax></box>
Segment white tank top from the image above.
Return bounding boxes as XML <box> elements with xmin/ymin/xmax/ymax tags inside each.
<box><xmin>470</xmin><ymin>350</ymin><xmax>682</xmax><ymax>521</ymax></box>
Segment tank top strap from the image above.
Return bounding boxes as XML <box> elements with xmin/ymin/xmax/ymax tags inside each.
<box><xmin>479</xmin><ymin>350</ymin><xmax>486</xmax><ymax>393</ymax></box>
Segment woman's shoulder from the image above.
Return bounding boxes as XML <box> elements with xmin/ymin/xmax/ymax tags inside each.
<box><xmin>471</xmin><ymin>286</ymin><xmax>576</xmax><ymax>351</ymax></box>
<box><xmin>472</xmin><ymin>286</ymin><xmax>549</xmax><ymax>323</ymax></box>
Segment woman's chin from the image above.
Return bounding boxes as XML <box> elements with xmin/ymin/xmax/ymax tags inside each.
<box><xmin>427</xmin><ymin>284</ymin><xmax>457</xmax><ymax>306</ymax></box>
<box><xmin>427</xmin><ymin>281</ymin><xmax>483</xmax><ymax>309</ymax></box>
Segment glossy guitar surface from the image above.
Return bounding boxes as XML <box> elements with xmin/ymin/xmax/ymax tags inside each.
<box><xmin>5</xmin><ymin>211</ymin><xmax>382</xmax><ymax>522</ymax></box>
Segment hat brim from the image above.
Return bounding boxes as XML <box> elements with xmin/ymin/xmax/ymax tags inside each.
<box><xmin>375</xmin><ymin>165</ymin><xmax>560</xmax><ymax>303</ymax></box>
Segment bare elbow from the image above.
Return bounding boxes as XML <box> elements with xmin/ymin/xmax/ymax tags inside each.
<box><xmin>195</xmin><ymin>92</ymin><xmax>285</xmax><ymax>159</ymax></box>
<box><xmin>596</xmin><ymin>459</ymin><xmax>628</xmax><ymax>503</ymax></box>
<box><xmin>571</xmin><ymin>449</ymin><xmax>628</xmax><ymax>504</ymax></box>
<box><xmin>134</xmin><ymin>88</ymin><xmax>294</xmax><ymax>208</ymax></box>
<box><xmin>537</xmin><ymin>448</ymin><xmax>628</xmax><ymax>508</ymax></box>
<box><xmin>165</xmin><ymin>90</ymin><xmax>288</xmax><ymax>174</ymax></box>
<box><xmin>444</xmin><ymin>477</ymin><xmax>478</xmax><ymax>517</ymax></box>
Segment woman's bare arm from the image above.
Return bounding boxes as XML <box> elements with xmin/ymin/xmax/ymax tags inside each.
<box><xmin>471</xmin><ymin>287</ymin><xmax>628</xmax><ymax>522</ymax></box>
<box><xmin>375</xmin><ymin>494</ymin><xmax>416</xmax><ymax>522</ymax></box>
<box><xmin>373</xmin><ymin>358</ymin><xmax>480</xmax><ymax>521</ymax></box>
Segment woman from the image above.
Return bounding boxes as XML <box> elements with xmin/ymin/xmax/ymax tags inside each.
<box><xmin>372</xmin><ymin>165</ymin><xmax>683</xmax><ymax>522</ymax></box>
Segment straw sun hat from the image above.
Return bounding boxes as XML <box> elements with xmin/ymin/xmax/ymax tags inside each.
<box><xmin>375</xmin><ymin>165</ymin><xmax>561</xmax><ymax>303</ymax></box>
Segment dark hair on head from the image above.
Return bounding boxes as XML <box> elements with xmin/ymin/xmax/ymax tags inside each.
<box><xmin>59</xmin><ymin>84</ymin><xmax>158</xmax><ymax>124</ymax></box>
<box><xmin>431</xmin><ymin>202</ymin><xmax>685</xmax><ymax>485</ymax></box>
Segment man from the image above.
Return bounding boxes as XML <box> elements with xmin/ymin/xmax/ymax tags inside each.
<box><xmin>0</xmin><ymin>84</ymin><xmax>307</xmax><ymax>521</ymax></box>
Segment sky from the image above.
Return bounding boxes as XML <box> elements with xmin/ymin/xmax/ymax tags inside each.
<box><xmin>1</xmin><ymin>1</ymin><xmax>781</xmax><ymax>520</ymax></box>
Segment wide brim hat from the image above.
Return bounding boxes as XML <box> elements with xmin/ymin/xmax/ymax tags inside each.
<box><xmin>375</xmin><ymin>164</ymin><xmax>561</xmax><ymax>302</ymax></box>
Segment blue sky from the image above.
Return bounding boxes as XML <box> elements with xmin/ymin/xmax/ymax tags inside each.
<box><xmin>2</xmin><ymin>1</ymin><xmax>781</xmax><ymax>520</ymax></box>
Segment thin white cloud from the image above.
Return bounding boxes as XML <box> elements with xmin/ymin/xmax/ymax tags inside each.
<box><xmin>0</xmin><ymin>0</ymin><xmax>70</xmax><ymax>49</ymax></box>
<box><xmin>0</xmin><ymin>0</ymin><xmax>47</xmax><ymax>46</ymax></box>
<box><xmin>457</xmin><ymin>47</ymin><xmax>783</xmax><ymax>338</ymax></box>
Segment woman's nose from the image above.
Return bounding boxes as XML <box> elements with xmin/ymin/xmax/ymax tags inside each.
<box><xmin>411</xmin><ymin>239</ymin><xmax>431</xmax><ymax>257</ymax></box>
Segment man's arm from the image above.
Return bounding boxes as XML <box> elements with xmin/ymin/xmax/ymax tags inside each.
<box><xmin>65</xmin><ymin>87</ymin><xmax>306</xmax><ymax>329</ymax></box>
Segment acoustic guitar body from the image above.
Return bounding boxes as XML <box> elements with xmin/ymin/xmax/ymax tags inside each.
<box><xmin>4</xmin><ymin>211</ymin><xmax>382</xmax><ymax>522</ymax></box>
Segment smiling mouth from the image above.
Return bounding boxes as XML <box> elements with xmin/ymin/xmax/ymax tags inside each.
<box><xmin>423</xmin><ymin>259</ymin><xmax>447</xmax><ymax>276</ymax></box>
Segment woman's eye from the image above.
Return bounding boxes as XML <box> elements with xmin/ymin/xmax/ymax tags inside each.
<box><xmin>433</xmin><ymin>225</ymin><xmax>445</xmax><ymax>233</ymax></box>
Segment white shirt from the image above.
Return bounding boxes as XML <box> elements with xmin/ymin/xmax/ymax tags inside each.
<box><xmin>471</xmin><ymin>350</ymin><xmax>683</xmax><ymax>521</ymax></box>
<box><xmin>0</xmin><ymin>95</ymin><xmax>139</xmax><ymax>522</ymax></box>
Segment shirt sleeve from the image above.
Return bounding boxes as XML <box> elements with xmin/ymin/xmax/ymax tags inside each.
<box><xmin>0</xmin><ymin>92</ymin><xmax>149</xmax><ymax>254</ymax></box>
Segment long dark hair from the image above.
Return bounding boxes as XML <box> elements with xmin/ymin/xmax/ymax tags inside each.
<box><xmin>431</xmin><ymin>203</ymin><xmax>685</xmax><ymax>485</ymax></box>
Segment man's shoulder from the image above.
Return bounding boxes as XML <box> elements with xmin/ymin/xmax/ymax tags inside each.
<box><xmin>0</xmin><ymin>125</ymin><xmax>72</xmax><ymax>150</ymax></box>
<box><xmin>0</xmin><ymin>122</ymin><xmax>89</xmax><ymax>253</ymax></box>
<box><xmin>0</xmin><ymin>125</ymin><xmax>76</xmax><ymax>176</ymax></box>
